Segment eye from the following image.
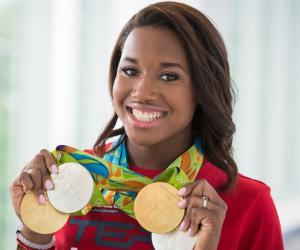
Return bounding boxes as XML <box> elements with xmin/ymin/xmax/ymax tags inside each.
<box><xmin>120</xmin><ymin>67</ymin><xmax>138</xmax><ymax>77</ymax></box>
<box><xmin>160</xmin><ymin>72</ymin><xmax>179</xmax><ymax>81</ymax></box>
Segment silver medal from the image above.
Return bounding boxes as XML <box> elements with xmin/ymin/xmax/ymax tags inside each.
<box><xmin>152</xmin><ymin>228</ymin><xmax>197</xmax><ymax>250</ymax></box>
<box><xmin>47</xmin><ymin>163</ymin><xmax>94</xmax><ymax>213</ymax></box>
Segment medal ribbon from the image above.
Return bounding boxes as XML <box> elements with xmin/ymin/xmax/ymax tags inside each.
<box><xmin>51</xmin><ymin>135</ymin><xmax>204</xmax><ymax>218</ymax></box>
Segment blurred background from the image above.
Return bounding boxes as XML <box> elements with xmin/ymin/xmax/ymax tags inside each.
<box><xmin>0</xmin><ymin>0</ymin><xmax>299</xmax><ymax>249</ymax></box>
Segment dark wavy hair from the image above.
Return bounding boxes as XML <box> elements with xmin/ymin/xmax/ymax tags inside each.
<box><xmin>93</xmin><ymin>1</ymin><xmax>238</xmax><ymax>190</ymax></box>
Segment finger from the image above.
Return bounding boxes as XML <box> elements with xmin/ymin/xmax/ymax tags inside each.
<box><xmin>39</xmin><ymin>149</ymin><xmax>58</xmax><ymax>174</ymax></box>
<box><xmin>199</xmin><ymin>180</ymin><xmax>223</xmax><ymax>204</ymax></box>
<box><xmin>27</xmin><ymin>168</ymin><xmax>46</xmax><ymax>205</ymax></box>
<box><xmin>179</xmin><ymin>179</ymin><xmax>225</xmax><ymax>208</ymax></box>
<box><xmin>177</xmin><ymin>197</ymin><xmax>188</xmax><ymax>208</ymax></box>
<box><xmin>178</xmin><ymin>180</ymin><xmax>206</xmax><ymax>198</ymax></box>
<box><xmin>188</xmin><ymin>207</ymin><xmax>210</xmax><ymax>236</ymax></box>
<box><xmin>178</xmin><ymin>195</ymin><xmax>214</xmax><ymax>232</ymax></box>
<box><xmin>179</xmin><ymin>195</ymin><xmax>217</xmax><ymax>211</ymax></box>
<box><xmin>18</xmin><ymin>172</ymin><xmax>34</xmax><ymax>193</ymax></box>
<box><xmin>34</xmin><ymin>153</ymin><xmax>54</xmax><ymax>191</ymax></box>
<box><xmin>190</xmin><ymin>206</ymin><xmax>225</xmax><ymax>237</ymax></box>
<box><xmin>10</xmin><ymin>175</ymin><xmax>30</xmax><ymax>219</ymax></box>
<box><xmin>10</xmin><ymin>177</ymin><xmax>25</xmax><ymax>198</ymax></box>
<box><xmin>193</xmin><ymin>180</ymin><xmax>220</xmax><ymax>202</ymax></box>
<box><xmin>177</xmin><ymin>181</ymin><xmax>198</xmax><ymax>197</ymax></box>
<box><xmin>177</xmin><ymin>181</ymin><xmax>206</xmax><ymax>232</ymax></box>
<box><xmin>178</xmin><ymin>212</ymin><xmax>191</xmax><ymax>232</ymax></box>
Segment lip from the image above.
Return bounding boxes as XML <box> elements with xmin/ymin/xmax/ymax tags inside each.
<box><xmin>126</xmin><ymin>103</ymin><xmax>168</xmax><ymax>113</ymax></box>
<box><xmin>125</xmin><ymin>103</ymin><xmax>168</xmax><ymax>128</ymax></box>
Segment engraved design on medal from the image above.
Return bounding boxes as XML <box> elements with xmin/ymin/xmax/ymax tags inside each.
<box><xmin>134</xmin><ymin>182</ymin><xmax>185</xmax><ymax>234</ymax></box>
<box><xmin>145</xmin><ymin>185</ymin><xmax>178</xmax><ymax>228</ymax></box>
<box><xmin>47</xmin><ymin>163</ymin><xmax>94</xmax><ymax>213</ymax></box>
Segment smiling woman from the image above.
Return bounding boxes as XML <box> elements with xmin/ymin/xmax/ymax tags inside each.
<box><xmin>9</xmin><ymin>1</ymin><xmax>285</xmax><ymax>250</ymax></box>
<box><xmin>112</xmin><ymin>27</ymin><xmax>197</xmax><ymax>163</ymax></box>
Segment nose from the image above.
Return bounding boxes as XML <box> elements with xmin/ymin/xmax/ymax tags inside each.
<box><xmin>131</xmin><ymin>76</ymin><xmax>159</xmax><ymax>101</ymax></box>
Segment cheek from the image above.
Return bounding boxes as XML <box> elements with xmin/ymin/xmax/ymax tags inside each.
<box><xmin>185</xmin><ymin>85</ymin><xmax>197</xmax><ymax>115</ymax></box>
<box><xmin>112</xmin><ymin>79</ymin><xmax>130</xmax><ymax>116</ymax></box>
<box><xmin>171</xmin><ymin>87</ymin><xmax>196</xmax><ymax>119</ymax></box>
<box><xmin>112</xmin><ymin>81</ymin><xmax>122</xmax><ymax>112</ymax></box>
<box><xmin>182</xmin><ymin>100</ymin><xmax>197</xmax><ymax>123</ymax></box>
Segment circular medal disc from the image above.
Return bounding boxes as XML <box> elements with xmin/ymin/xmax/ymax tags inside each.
<box><xmin>152</xmin><ymin>228</ymin><xmax>197</xmax><ymax>250</ymax></box>
<box><xmin>20</xmin><ymin>192</ymin><xmax>69</xmax><ymax>234</ymax></box>
<box><xmin>47</xmin><ymin>162</ymin><xmax>94</xmax><ymax>213</ymax></box>
<box><xmin>134</xmin><ymin>182</ymin><xmax>184</xmax><ymax>233</ymax></box>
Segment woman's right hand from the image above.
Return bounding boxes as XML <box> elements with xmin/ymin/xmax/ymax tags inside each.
<box><xmin>10</xmin><ymin>149</ymin><xmax>58</xmax><ymax>242</ymax></box>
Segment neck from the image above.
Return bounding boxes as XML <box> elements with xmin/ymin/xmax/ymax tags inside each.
<box><xmin>126</xmin><ymin>130</ymin><xmax>193</xmax><ymax>170</ymax></box>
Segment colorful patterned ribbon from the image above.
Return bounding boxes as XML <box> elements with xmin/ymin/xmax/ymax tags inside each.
<box><xmin>51</xmin><ymin>136</ymin><xmax>204</xmax><ymax>218</ymax></box>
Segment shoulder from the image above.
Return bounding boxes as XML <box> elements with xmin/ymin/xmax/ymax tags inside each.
<box><xmin>221</xmin><ymin>173</ymin><xmax>273</xmax><ymax>209</ymax></box>
<box><xmin>199</xmin><ymin>160</ymin><xmax>274</xmax><ymax>210</ymax></box>
<box><xmin>222</xmin><ymin>172</ymin><xmax>280</xmax><ymax>229</ymax></box>
<box><xmin>197</xmin><ymin>161</ymin><xmax>270</xmax><ymax>197</ymax></box>
<box><xmin>234</xmin><ymin>173</ymin><xmax>270</xmax><ymax>197</ymax></box>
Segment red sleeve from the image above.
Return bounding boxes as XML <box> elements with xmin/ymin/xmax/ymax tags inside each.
<box><xmin>237</xmin><ymin>188</ymin><xmax>284</xmax><ymax>250</ymax></box>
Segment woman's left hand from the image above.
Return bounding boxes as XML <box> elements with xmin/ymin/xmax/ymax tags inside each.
<box><xmin>177</xmin><ymin>179</ymin><xmax>227</xmax><ymax>250</ymax></box>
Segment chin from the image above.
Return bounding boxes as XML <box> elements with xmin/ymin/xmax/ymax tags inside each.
<box><xmin>126</xmin><ymin>132</ymin><xmax>164</xmax><ymax>148</ymax></box>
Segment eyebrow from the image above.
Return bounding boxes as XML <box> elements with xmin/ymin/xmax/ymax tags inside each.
<box><xmin>122</xmin><ymin>56</ymin><xmax>187</xmax><ymax>73</ymax></box>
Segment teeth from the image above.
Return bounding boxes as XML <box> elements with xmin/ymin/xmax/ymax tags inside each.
<box><xmin>132</xmin><ymin>109</ymin><xmax>163</xmax><ymax>122</ymax></box>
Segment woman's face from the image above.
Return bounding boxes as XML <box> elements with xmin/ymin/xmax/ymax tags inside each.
<box><xmin>113</xmin><ymin>26</ymin><xmax>196</xmax><ymax>147</ymax></box>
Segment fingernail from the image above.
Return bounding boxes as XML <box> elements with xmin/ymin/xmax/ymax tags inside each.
<box><xmin>50</xmin><ymin>164</ymin><xmax>58</xmax><ymax>174</ymax></box>
<box><xmin>39</xmin><ymin>194</ymin><xmax>46</xmax><ymax>205</ymax></box>
<box><xmin>177</xmin><ymin>199</ymin><xmax>186</xmax><ymax>208</ymax></box>
<box><xmin>44</xmin><ymin>180</ymin><xmax>54</xmax><ymax>190</ymax></box>
<box><xmin>179</xmin><ymin>221</ymin><xmax>186</xmax><ymax>231</ymax></box>
<box><xmin>188</xmin><ymin>228</ymin><xmax>193</xmax><ymax>236</ymax></box>
<box><xmin>178</xmin><ymin>187</ymin><xmax>186</xmax><ymax>196</ymax></box>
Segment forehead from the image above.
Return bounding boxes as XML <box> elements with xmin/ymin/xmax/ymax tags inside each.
<box><xmin>121</xmin><ymin>26</ymin><xmax>188</xmax><ymax>65</ymax></box>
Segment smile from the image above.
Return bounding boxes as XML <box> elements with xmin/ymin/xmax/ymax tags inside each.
<box><xmin>132</xmin><ymin>109</ymin><xmax>163</xmax><ymax>122</ymax></box>
<box><xmin>126</xmin><ymin>105</ymin><xmax>168</xmax><ymax>127</ymax></box>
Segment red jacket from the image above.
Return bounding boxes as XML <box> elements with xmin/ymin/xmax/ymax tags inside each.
<box><xmin>55</xmin><ymin>152</ymin><xmax>284</xmax><ymax>250</ymax></box>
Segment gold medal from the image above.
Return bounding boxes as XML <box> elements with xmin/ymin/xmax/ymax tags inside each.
<box><xmin>20</xmin><ymin>192</ymin><xmax>69</xmax><ymax>234</ymax></box>
<box><xmin>134</xmin><ymin>182</ymin><xmax>184</xmax><ymax>233</ymax></box>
